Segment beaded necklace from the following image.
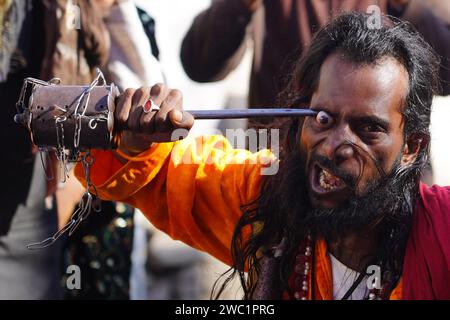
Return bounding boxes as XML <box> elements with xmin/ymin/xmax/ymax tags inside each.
<box><xmin>291</xmin><ymin>235</ymin><xmax>384</xmax><ymax>300</ymax></box>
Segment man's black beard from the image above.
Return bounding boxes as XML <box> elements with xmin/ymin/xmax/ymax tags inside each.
<box><xmin>294</xmin><ymin>151</ymin><xmax>407</xmax><ymax>239</ymax></box>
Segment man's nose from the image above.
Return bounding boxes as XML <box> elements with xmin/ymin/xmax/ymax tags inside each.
<box><xmin>321</xmin><ymin>126</ymin><xmax>356</xmax><ymax>165</ymax></box>
<box><xmin>334</xmin><ymin>144</ymin><xmax>355</xmax><ymax>165</ymax></box>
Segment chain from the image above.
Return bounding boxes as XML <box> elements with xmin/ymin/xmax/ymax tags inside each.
<box><xmin>27</xmin><ymin>150</ymin><xmax>101</xmax><ymax>250</ymax></box>
<box><xmin>55</xmin><ymin>115</ymin><xmax>69</xmax><ymax>183</ymax></box>
<box><xmin>26</xmin><ymin>69</ymin><xmax>107</xmax><ymax>250</ymax></box>
<box><xmin>73</xmin><ymin>70</ymin><xmax>106</xmax><ymax>148</ymax></box>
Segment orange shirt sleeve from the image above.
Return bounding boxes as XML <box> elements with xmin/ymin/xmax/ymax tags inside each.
<box><xmin>75</xmin><ymin>135</ymin><xmax>277</xmax><ymax>266</ymax></box>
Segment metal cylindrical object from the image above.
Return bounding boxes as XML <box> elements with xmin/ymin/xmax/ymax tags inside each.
<box><xmin>20</xmin><ymin>84</ymin><xmax>119</xmax><ymax>150</ymax></box>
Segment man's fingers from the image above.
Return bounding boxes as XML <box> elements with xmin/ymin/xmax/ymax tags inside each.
<box><xmin>140</xmin><ymin>88</ymin><xmax>187</xmax><ymax>134</ymax></box>
<box><xmin>150</xmin><ymin>83</ymin><xmax>169</xmax><ymax>106</ymax></box>
<box><xmin>140</xmin><ymin>83</ymin><xmax>169</xmax><ymax>134</ymax></box>
<box><xmin>115</xmin><ymin>88</ymin><xmax>136</xmax><ymax>128</ymax></box>
<box><xmin>131</xmin><ymin>86</ymin><xmax>150</xmax><ymax>107</ymax></box>
<box><xmin>117</xmin><ymin>85</ymin><xmax>193</xmax><ymax>144</ymax></box>
<box><xmin>168</xmin><ymin>109</ymin><xmax>194</xmax><ymax>130</ymax></box>
<box><xmin>127</xmin><ymin>87</ymin><xmax>150</xmax><ymax>132</ymax></box>
<box><xmin>153</xmin><ymin>89</ymin><xmax>183</xmax><ymax>132</ymax></box>
<box><xmin>139</xmin><ymin>110</ymin><xmax>194</xmax><ymax>142</ymax></box>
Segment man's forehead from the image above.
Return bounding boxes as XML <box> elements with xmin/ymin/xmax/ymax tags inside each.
<box><xmin>311</xmin><ymin>53</ymin><xmax>409</xmax><ymax>118</ymax></box>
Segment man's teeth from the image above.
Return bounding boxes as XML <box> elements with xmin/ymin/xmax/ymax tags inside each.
<box><xmin>319</xmin><ymin>169</ymin><xmax>343</xmax><ymax>191</ymax></box>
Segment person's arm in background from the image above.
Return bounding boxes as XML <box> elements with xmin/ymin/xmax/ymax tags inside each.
<box><xmin>104</xmin><ymin>0</ymin><xmax>165</xmax><ymax>89</ymax></box>
<box><xmin>54</xmin><ymin>0</ymin><xmax>113</xmax><ymax>228</ymax></box>
<box><xmin>78</xmin><ymin>0</ymin><xmax>112</xmax><ymax>68</ymax></box>
<box><xmin>389</xmin><ymin>0</ymin><xmax>450</xmax><ymax>95</ymax></box>
<box><xmin>180</xmin><ymin>0</ymin><xmax>261</xmax><ymax>82</ymax></box>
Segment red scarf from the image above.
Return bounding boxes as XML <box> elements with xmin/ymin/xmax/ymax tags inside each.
<box><xmin>402</xmin><ymin>183</ymin><xmax>450</xmax><ymax>299</ymax></box>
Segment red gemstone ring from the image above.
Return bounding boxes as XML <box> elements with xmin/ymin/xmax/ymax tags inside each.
<box><xmin>143</xmin><ymin>99</ymin><xmax>159</xmax><ymax>113</ymax></box>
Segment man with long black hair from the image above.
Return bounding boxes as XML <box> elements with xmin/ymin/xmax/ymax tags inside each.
<box><xmin>76</xmin><ymin>12</ymin><xmax>450</xmax><ymax>299</ymax></box>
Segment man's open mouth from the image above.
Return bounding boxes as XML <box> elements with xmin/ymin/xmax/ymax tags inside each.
<box><xmin>310</xmin><ymin>163</ymin><xmax>347</xmax><ymax>196</ymax></box>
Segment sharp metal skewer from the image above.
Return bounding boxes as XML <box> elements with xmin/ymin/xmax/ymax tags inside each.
<box><xmin>14</xmin><ymin>108</ymin><xmax>317</xmax><ymax>126</ymax></box>
<box><xmin>186</xmin><ymin>108</ymin><xmax>317</xmax><ymax>119</ymax></box>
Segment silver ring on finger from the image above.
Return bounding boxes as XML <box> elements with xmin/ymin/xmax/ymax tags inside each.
<box><xmin>143</xmin><ymin>99</ymin><xmax>160</xmax><ymax>113</ymax></box>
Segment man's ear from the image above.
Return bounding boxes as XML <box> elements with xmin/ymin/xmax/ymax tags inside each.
<box><xmin>401</xmin><ymin>134</ymin><xmax>427</xmax><ymax>166</ymax></box>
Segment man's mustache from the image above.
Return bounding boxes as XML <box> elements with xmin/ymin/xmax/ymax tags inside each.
<box><xmin>308</xmin><ymin>154</ymin><xmax>358</xmax><ymax>190</ymax></box>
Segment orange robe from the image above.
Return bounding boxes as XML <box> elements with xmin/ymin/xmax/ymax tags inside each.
<box><xmin>75</xmin><ymin>135</ymin><xmax>402</xmax><ymax>299</ymax></box>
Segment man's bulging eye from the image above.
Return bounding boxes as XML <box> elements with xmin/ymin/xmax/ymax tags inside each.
<box><xmin>315</xmin><ymin>110</ymin><xmax>333</xmax><ymax>127</ymax></box>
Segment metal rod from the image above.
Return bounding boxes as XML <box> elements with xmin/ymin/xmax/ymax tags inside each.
<box><xmin>186</xmin><ymin>108</ymin><xmax>317</xmax><ymax>119</ymax></box>
<box><xmin>14</xmin><ymin>108</ymin><xmax>318</xmax><ymax>129</ymax></box>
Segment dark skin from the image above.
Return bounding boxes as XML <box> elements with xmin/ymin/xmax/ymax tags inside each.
<box><xmin>300</xmin><ymin>52</ymin><xmax>420</xmax><ymax>271</ymax></box>
<box><xmin>115</xmin><ymin>53</ymin><xmax>422</xmax><ymax>273</ymax></box>
<box><xmin>301</xmin><ymin>52</ymin><xmax>411</xmax><ymax>208</ymax></box>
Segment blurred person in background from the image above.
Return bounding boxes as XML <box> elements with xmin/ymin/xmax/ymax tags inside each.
<box><xmin>60</xmin><ymin>0</ymin><xmax>211</xmax><ymax>300</ymax></box>
<box><xmin>181</xmin><ymin>0</ymin><xmax>450</xmax><ymax>128</ymax></box>
<box><xmin>0</xmin><ymin>0</ymin><xmax>109</xmax><ymax>299</ymax></box>
<box><xmin>59</xmin><ymin>0</ymin><xmax>138</xmax><ymax>300</ymax></box>
<box><xmin>104</xmin><ymin>0</ymin><xmax>210</xmax><ymax>300</ymax></box>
